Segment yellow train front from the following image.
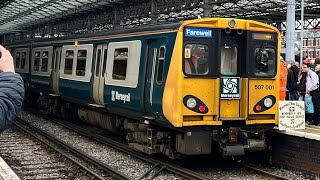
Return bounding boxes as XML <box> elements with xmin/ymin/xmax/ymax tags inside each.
<box><xmin>162</xmin><ymin>18</ymin><xmax>280</xmax><ymax>157</ymax></box>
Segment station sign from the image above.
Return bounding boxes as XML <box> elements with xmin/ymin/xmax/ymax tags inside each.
<box><xmin>278</xmin><ymin>101</ymin><xmax>305</xmax><ymax>130</ymax></box>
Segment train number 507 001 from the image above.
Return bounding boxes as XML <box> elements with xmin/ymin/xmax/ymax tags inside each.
<box><xmin>255</xmin><ymin>85</ymin><xmax>274</xmax><ymax>90</ymax></box>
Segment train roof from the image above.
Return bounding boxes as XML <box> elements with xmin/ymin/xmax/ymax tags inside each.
<box><xmin>6</xmin><ymin>18</ymin><xmax>279</xmax><ymax>48</ymax></box>
<box><xmin>6</xmin><ymin>22</ymin><xmax>182</xmax><ymax>48</ymax></box>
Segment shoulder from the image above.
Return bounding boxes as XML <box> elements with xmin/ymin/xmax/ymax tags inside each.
<box><xmin>0</xmin><ymin>72</ymin><xmax>23</xmax><ymax>82</ymax></box>
<box><xmin>310</xmin><ymin>71</ymin><xmax>318</xmax><ymax>78</ymax></box>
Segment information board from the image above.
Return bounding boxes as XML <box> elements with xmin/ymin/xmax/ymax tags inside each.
<box><xmin>278</xmin><ymin>101</ymin><xmax>305</xmax><ymax>130</ymax></box>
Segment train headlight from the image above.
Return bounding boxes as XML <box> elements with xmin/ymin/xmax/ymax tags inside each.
<box><xmin>186</xmin><ymin>98</ymin><xmax>197</xmax><ymax>109</ymax></box>
<box><xmin>228</xmin><ymin>19</ymin><xmax>236</xmax><ymax>28</ymax></box>
<box><xmin>264</xmin><ymin>98</ymin><xmax>273</xmax><ymax>108</ymax></box>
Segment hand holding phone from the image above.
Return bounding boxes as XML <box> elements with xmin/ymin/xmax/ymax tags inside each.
<box><xmin>0</xmin><ymin>45</ymin><xmax>15</xmax><ymax>73</ymax></box>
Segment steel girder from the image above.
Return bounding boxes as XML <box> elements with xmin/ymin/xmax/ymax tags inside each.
<box><xmin>1</xmin><ymin>0</ymin><xmax>320</xmax><ymax>44</ymax></box>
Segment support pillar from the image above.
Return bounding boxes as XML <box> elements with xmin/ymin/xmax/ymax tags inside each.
<box><xmin>203</xmin><ymin>0</ymin><xmax>212</xmax><ymax>18</ymax></box>
<box><xmin>285</xmin><ymin>0</ymin><xmax>295</xmax><ymax>62</ymax></box>
<box><xmin>150</xmin><ymin>0</ymin><xmax>157</xmax><ymax>24</ymax></box>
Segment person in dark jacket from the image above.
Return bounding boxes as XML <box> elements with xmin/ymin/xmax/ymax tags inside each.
<box><xmin>287</xmin><ymin>67</ymin><xmax>298</xmax><ymax>100</ymax></box>
<box><xmin>0</xmin><ymin>45</ymin><xmax>24</xmax><ymax>133</ymax></box>
<box><xmin>290</xmin><ymin>62</ymin><xmax>299</xmax><ymax>83</ymax></box>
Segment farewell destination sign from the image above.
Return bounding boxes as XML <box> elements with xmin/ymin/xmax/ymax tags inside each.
<box><xmin>185</xmin><ymin>28</ymin><xmax>212</xmax><ymax>38</ymax></box>
<box><xmin>278</xmin><ymin>101</ymin><xmax>305</xmax><ymax>130</ymax></box>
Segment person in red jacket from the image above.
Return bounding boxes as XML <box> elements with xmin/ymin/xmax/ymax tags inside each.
<box><xmin>279</xmin><ymin>56</ymin><xmax>288</xmax><ymax>100</ymax></box>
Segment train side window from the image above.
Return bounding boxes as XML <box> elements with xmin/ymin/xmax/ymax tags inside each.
<box><xmin>34</xmin><ymin>51</ymin><xmax>40</xmax><ymax>71</ymax></box>
<box><xmin>41</xmin><ymin>51</ymin><xmax>49</xmax><ymax>72</ymax></box>
<box><xmin>76</xmin><ymin>50</ymin><xmax>87</xmax><ymax>76</ymax></box>
<box><xmin>106</xmin><ymin>40</ymin><xmax>141</xmax><ymax>88</ymax></box>
<box><xmin>15</xmin><ymin>52</ymin><xmax>21</xmax><ymax>69</ymax></box>
<box><xmin>157</xmin><ymin>46</ymin><xmax>166</xmax><ymax>83</ymax></box>
<box><xmin>220</xmin><ymin>45</ymin><xmax>237</xmax><ymax>75</ymax></box>
<box><xmin>21</xmin><ymin>52</ymin><xmax>26</xmax><ymax>69</ymax></box>
<box><xmin>64</xmin><ymin>50</ymin><xmax>74</xmax><ymax>75</ymax></box>
<box><xmin>184</xmin><ymin>44</ymin><xmax>209</xmax><ymax>75</ymax></box>
<box><xmin>112</xmin><ymin>48</ymin><xmax>128</xmax><ymax>80</ymax></box>
<box><xmin>95</xmin><ymin>49</ymin><xmax>102</xmax><ymax>76</ymax></box>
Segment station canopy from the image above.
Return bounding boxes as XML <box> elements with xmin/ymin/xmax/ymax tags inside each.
<box><xmin>0</xmin><ymin>0</ymin><xmax>320</xmax><ymax>40</ymax></box>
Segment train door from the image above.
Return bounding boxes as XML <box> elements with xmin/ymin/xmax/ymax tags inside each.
<box><xmin>144</xmin><ymin>39</ymin><xmax>166</xmax><ymax>116</ymax></box>
<box><xmin>92</xmin><ymin>44</ymin><xmax>108</xmax><ymax>106</ymax></box>
<box><xmin>219</xmin><ymin>37</ymin><xmax>243</xmax><ymax>119</ymax></box>
<box><xmin>52</xmin><ymin>47</ymin><xmax>61</xmax><ymax>94</ymax></box>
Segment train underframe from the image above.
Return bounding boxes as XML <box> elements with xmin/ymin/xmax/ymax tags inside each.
<box><xmin>29</xmin><ymin>92</ymin><xmax>274</xmax><ymax>159</ymax></box>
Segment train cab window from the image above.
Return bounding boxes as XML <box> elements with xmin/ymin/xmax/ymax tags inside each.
<box><xmin>15</xmin><ymin>52</ymin><xmax>21</xmax><ymax>69</ymax></box>
<box><xmin>112</xmin><ymin>48</ymin><xmax>128</xmax><ymax>80</ymax></box>
<box><xmin>220</xmin><ymin>45</ymin><xmax>237</xmax><ymax>75</ymax></box>
<box><xmin>254</xmin><ymin>47</ymin><xmax>276</xmax><ymax>76</ymax></box>
<box><xmin>21</xmin><ymin>52</ymin><xmax>26</xmax><ymax>69</ymax></box>
<box><xmin>184</xmin><ymin>44</ymin><xmax>209</xmax><ymax>75</ymax></box>
<box><xmin>76</xmin><ymin>50</ymin><xmax>87</xmax><ymax>76</ymax></box>
<box><xmin>41</xmin><ymin>51</ymin><xmax>49</xmax><ymax>72</ymax></box>
<box><xmin>64</xmin><ymin>50</ymin><xmax>74</xmax><ymax>75</ymax></box>
<box><xmin>157</xmin><ymin>46</ymin><xmax>166</xmax><ymax>83</ymax></box>
<box><xmin>34</xmin><ymin>51</ymin><xmax>40</xmax><ymax>71</ymax></box>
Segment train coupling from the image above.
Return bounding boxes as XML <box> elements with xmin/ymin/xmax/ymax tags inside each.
<box><xmin>221</xmin><ymin>127</ymin><xmax>266</xmax><ymax>157</ymax></box>
<box><xmin>245</xmin><ymin>139</ymin><xmax>267</xmax><ymax>151</ymax></box>
<box><xmin>222</xmin><ymin>139</ymin><xmax>266</xmax><ymax>157</ymax></box>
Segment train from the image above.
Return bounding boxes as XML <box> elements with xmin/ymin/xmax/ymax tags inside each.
<box><xmin>8</xmin><ymin>18</ymin><xmax>280</xmax><ymax>158</ymax></box>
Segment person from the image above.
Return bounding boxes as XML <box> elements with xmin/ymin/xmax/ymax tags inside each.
<box><xmin>315</xmin><ymin>57</ymin><xmax>320</xmax><ymax>66</ymax></box>
<box><xmin>294</xmin><ymin>61</ymin><xmax>300</xmax><ymax>70</ymax></box>
<box><xmin>287</xmin><ymin>61</ymin><xmax>299</xmax><ymax>100</ymax></box>
<box><xmin>315</xmin><ymin>64</ymin><xmax>320</xmax><ymax>80</ymax></box>
<box><xmin>287</xmin><ymin>64</ymin><xmax>298</xmax><ymax>100</ymax></box>
<box><xmin>185</xmin><ymin>51</ymin><xmax>200</xmax><ymax>74</ymax></box>
<box><xmin>298</xmin><ymin>59</ymin><xmax>312</xmax><ymax>123</ymax></box>
<box><xmin>291</xmin><ymin>61</ymin><xmax>300</xmax><ymax>82</ymax></box>
<box><xmin>185</xmin><ymin>45</ymin><xmax>208</xmax><ymax>74</ymax></box>
<box><xmin>279</xmin><ymin>56</ymin><xmax>288</xmax><ymax>100</ymax></box>
<box><xmin>303</xmin><ymin>63</ymin><xmax>320</xmax><ymax>125</ymax></box>
<box><xmin>0</xmin><ymin>45</ymin><xmax>24</xmax><ymax>132</ymax></box>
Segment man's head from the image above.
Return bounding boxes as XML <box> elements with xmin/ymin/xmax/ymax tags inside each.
<box><xmin>315</xmin><ymin>58</ymin><xmax>320</xmax><ymax>65</ymax></box>
<box><xmin>294</xmin><ymin>61</ymin><xmax>300</xmax><ymax>67</ymax></box>
<box><xmin>302</xmin><ymin>63</ymin><xmax>312</xmax><ymax>73</ymax></box>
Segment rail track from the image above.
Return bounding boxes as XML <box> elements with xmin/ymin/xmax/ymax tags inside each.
<box><xmin>19</xmin><ymin>108</ymin><xmax>212</xmax><ymax>180</ymax></box>
<box><xmin>20</xmin><ymin>107</ymin><xmax>292</xmax><ymax>180</ymax></box>
<box><xmin>13</xmin><ymin>118</ymin><xmax>129</xmax><ymax>180</ymax></box>
<box><xmin>241</xmin><ymin>164</ymin><xmax>290</xmax><ymax>180</ymax></box>
<box><xmin>0</xmin><ymin>126</ymin><xmax>107</xmax><ymax>179</ymax></box>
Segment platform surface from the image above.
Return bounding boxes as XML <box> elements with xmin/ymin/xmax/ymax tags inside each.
<box><xmin>0</xmin><ymin>156</ymin><xmax>20</xmax><ymax>180</ymax></box>
<box><xmin>274</xmin><ymin>125</ymin><xmax>320</xmax><ymax>140</ymax></box>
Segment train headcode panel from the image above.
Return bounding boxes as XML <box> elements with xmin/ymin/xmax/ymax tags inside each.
<box><xmin>278</xmin><ymin>101</ymin><xmax>305</xmax><ymax>130</ymax></box>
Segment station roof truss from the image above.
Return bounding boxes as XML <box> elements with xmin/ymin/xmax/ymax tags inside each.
<box><xmin>1</xmin><ymin>0</ymin><xmax>320</xmax><ymax>44</ymax></box>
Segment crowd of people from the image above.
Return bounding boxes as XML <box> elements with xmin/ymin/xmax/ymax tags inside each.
<box><xmin>280</xmin><ymin>56</ymin><xmax>320</xmax><ymax>126</ymax></box>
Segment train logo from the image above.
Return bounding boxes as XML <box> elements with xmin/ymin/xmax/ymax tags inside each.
<box><xmin>111</xmin><ymin>91</ymin><xmax>131</xmax><ymax>103</ymax></box>
<box><xmin>220</xmin><ymin>77</ymin><xmax>240</xmax><ymax>99</ymax></box>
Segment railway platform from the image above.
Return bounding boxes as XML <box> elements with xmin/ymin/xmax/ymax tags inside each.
<box><xmin>0</xmin><ymin>156</ymin><xmax>20</xmax><ymax>180</ymax></box>
<box><xmin>270</xmin><ymin>125</ymin><xmax>320</xmax><ymax>176</ymax></box>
